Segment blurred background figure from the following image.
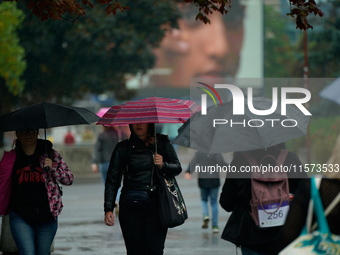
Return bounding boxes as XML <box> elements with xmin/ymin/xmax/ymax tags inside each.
<box><xmin>185</xmin><ymin>151</ymin><xmax>226</xmax><ymax>233</ymax></box>
<box><xmin>161</xmin><ymin>123</ymin><xmax>182</xmax><ymax>152</ymax></box>
<box><xmin>82</xmin><ymin>126</ymin><xmax>95</xmax><ymax>144</ymax></box>
<box><xmin>92</xmin><ymin>126</ymin><xmax>121</xmax><ymax>216</ymax></box>
<box><xmin>92</xmin><ymin>126</ymin><xmax>120</xmax><ymax>188</ymax></box>
<box><xmin>117</xmin><ymin>125</ymin><xmax>131</xmax><ymax>141</ymax></box>
<box><xmin>63</xmin><ymin>127</ymin><xmax>75</xmax><ymax>146</ymax></box>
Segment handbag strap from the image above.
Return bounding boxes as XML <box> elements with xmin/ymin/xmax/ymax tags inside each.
<box><xmin>310</xmin><ymin>176</ymin><xmax>331</xmax><ymax>234</ymax></box>
<box><xmin>325</xmin><ymin>192</ymin><xmax>340</xmax><ymax>216</ymax></box>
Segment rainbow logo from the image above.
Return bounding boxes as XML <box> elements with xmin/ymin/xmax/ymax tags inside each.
<box><xmin>196</xmin><ymin>82</ymin><xmax>223</xmax><ymax>106</ymax></box>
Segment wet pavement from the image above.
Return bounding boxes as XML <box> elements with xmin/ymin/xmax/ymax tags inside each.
<box><xmin>52</xmin><ymin>174</ymin><xmax>237</xmax><ymax>255</ymax></box>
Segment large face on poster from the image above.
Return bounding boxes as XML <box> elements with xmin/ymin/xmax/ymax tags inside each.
<box><xmin>133</xmin><ymin>0</ymin><xmax>263</xmax><ymax>90</ymax></box>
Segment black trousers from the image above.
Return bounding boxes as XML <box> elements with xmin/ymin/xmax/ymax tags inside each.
<box><xmin>119</xmin><ymin>192</ymin><xmax>168</xmax><ymax>255</ymax></box>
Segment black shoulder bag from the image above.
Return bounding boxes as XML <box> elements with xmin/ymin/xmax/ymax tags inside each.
<box><xmin>158</xmin><ymin>173</ymin><xmax>188</xmax><ymax>228</ymax></box>
<box><xmin>157</xmin><ymin>138</ymin><xmax>188</xmax><ymax>228</ymax></box>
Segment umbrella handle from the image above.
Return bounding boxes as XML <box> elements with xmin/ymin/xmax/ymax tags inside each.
<box><xmin>154</xmin><ymin>123</ymin><xmax>157</xmax><ymax>154</ymax></box>
<box><xmin>44</xmin><ymin>128</ymin><xmax>50</xmax><ymax>171</ymax></box>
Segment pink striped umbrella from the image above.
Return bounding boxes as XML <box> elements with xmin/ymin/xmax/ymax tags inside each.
<box><xmin>97</xmin><ymin>97</ymin><xmax>201</xmax><ymax>126</ymax></box>
<box><xmin>96</xmin><ymin>97</ymin><xmax>200</xmax><ymax>153</ymax></box>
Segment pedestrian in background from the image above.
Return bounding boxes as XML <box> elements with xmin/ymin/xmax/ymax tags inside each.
<box><xmin>161</xmin><ymin>123</ymin><xmax>182</xmax><ymax>152</ymax></box>
<box><xmin>185</xmin><ymin>151</ymin><xmax>226</xmax><ymax>233</ymax></box>
<box><xmin>219</xmin><ymin>146</ymin><xmax>308</xmax><ymax>255</ymax></box>
<box><xmin>92</xmin><ymin>126</ymin><xmax>120</xmax><ymax>187</ymax></box>
<box><xmin>63</xmin><ymin>127</ymin><xmax>75</xmax><ymax>145</ymax></box>
<box><xmin>104</xmin><ymin>123</ymin><xmax>182</xmax><ymax>255</ymax></box>
<box><xmin>0</xmin><ymin>129</ymin><xmax>74</xmax><ymax>255</ymax></box>
<box><xmin>82</xmin><ymin>126</ymin><xmax>95</xmax><ymax>143</ymax></box>
<box><xmin>92</xmin><ymin>126</ymin><xmax>121</xmax><ymax>215</ymax></box>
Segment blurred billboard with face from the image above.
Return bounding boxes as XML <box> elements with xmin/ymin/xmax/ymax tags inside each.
<box><xmin>127</xmin><ymin>0</ymin><xmax>263</xmax><ymax>91</ymax></box>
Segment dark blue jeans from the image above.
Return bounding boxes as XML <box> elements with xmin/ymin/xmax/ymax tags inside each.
<box><xmin>99</xmin><ymin>162</ymin><xmax>121</xmax><ymax>200</ymax></box>
<box><xmin>9</xmin><ymin>211</ymin><xmax>58</xmax><ymax>255</ymax></box>
<box><xmin>200</xmin><ymin>187</ymin><xmax>219</xmax><ymax>227</ymax></box>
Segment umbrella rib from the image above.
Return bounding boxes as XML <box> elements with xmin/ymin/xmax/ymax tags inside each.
<box><xmin>42</xmin><ymin>102</ymin><xmax>50</xmax><ymax>129</ymax></box>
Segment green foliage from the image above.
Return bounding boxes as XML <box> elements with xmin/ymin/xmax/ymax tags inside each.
<box><xmin>0</xmin><ymin>1</ymin><xmax>26</xmax><ymax>96</ymax></box>
<box><xmin>14</xmin><ymin>0</ymin><xmax>180</xmax><ymax>105</ymax></box>
<box><xmin>286</xmin><ymin>116</ymin><xmax>340</xmax><ymax>164</ymax></box>
<box><xmin>307</xmin><ymin>4</ymin><xmax>340</xmax><ymax>78</ymax></box>
<box><xmin>264</xmin><ymin>5</ymin><xmax>299</xmax><ymax>80</ymax></box>
<box><xmin>309</xmin><ymin>117</ymin><xmax>340</xmax><ymax>136</ymax></box>
<box><xmin>288</xmin><ymin>1</ymin><xmax>340</xmax><ymax>80</ymax></box>
<box><xmin>285</xmin><ymin>135</ymin><xmax>305</xmax><ymax>155</ymax></box>
<box><xmin>310</xmin><ymin>117</ymin><xmax>340</xmax><ymax>164</ymax></box>
<box><xmin>310</xmin><ymin>99</ymin><xmax>340</xmax><ymax>117</ymax></box>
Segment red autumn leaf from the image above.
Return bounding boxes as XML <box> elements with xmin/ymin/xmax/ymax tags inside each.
<box><xmin>287</xmin><ymin>0</ymin><xmax>323</xmax><ymax>30</ymax></box>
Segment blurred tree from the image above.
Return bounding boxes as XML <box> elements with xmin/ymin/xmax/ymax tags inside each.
<box><xmin>15</xmin><ymin>0</ymin><xmax>180</xmax><ymax>106</ymax></box>
<box><xmin>0</xmin><ymin>1</ymin><xmax>26</xmax><ymax>97</ymax></box>
<box><xmin>1</xmin><ymin>0</ymin><xmax>234</xmax><ymax>24</ymax></box>
<box><xmin>0</xmin><ymin>1</ymin><xmax>25</xmax><ymax>147</ymax></box>
<box><xmin>307</xmin><ymin>1</ymin><xmax>340</xmax><ymax>78</ymax></box>
<box><xmin>3</xmin><ymin>0</ymin><xmax>323</xmax><ymax>30</ymax></box>
<box><xmin>264</xmin><ymin>1</ymin><xmax>340</xmax><ymax>102</ymax></box>
<box><xmin>291</xmin><ymin>2</ymin><xmax>340</xmax><ymax>79</ymax></box>
<box><xmin>290</xmin><ymin>1</ymin><xmax>340</xmax><ymax>106</ymax></box>
<box><xmin>286</xmin><ymin>0</ymin><xmax>324</xmax><ymax>30</ymax></box>
<box><xmin>264</xmin><ymin>5</ymin><xmax>299</xmax><ymax>79</ymax></box>
<box><xmin>263</xmin><ymin>4</ymin><xmax>301</xmax><ymax>101</ymax></box>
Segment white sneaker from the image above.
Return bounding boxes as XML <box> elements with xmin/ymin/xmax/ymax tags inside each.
<box><xmin>213</xmin><ymin>226</ymin><xmax>219</xmax><ymax>233</ymax></box>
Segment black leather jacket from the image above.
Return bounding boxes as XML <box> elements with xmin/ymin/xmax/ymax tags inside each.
<box><xmin>104</xmin><ymin>134</ymin><xmax>182</xmax><ymax>213</ymax></box>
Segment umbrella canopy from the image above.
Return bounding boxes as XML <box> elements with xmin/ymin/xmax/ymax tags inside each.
<box><xmin>97</xmin><ymin>97</ymin><xmax>201</xmax><ymax>126</ymax></box>
<box><xmin>173</xmin><ymin>97</ymin><xmax>310</xmax><ymax>154</ymax></box>
<box><xmin>96</xmin><ymin>97</ymin><xmax>201</xmax><ymax>154</ymax></box>
<box><xmin>0</xmin><ymin>102</ymin><xmax>100</xmax><ymax>132</ymax></box>
<box><xmin>96</xmin><ymin>107</ymin><xmax>110</xmax><ymax>118</ymax></box>
<box><xmin>96</xmin><ymin>108</ymin><xmax>128</xmax><ymax>132</ymax></box>
<box><xmin>319</xmin><ymin>78</ymin><xmax>340</xmax><ymax>105</ymax></box>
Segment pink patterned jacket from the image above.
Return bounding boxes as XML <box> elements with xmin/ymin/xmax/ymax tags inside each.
<box><xmin>39</xmin><ymin>149</ymin><xmax>74</xmax><ymax>218</ymax></box>
<box><xmin>0</xmin><ymin>149</ymin><xmax>74</xmax><ymax>218</ymax></box>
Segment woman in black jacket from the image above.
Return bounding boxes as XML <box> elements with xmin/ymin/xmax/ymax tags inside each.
<box><xmin>104</xmin><ymin>123</ymin><xmax>182</xmax><ymax>255</ymax></box>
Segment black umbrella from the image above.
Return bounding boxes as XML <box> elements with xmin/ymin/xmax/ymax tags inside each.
<box><xmin>173</xmin><ymin>97</ymin><xmax>310</xmax><ymax>154</ymax></box>
<box><xmin>0</xmin><ymin>102</ymin><xmax>100</xmax><ymax>168</ymax></box>
<box><xmin>0</xmin><ymin>102</ymin><xmax>99</xmax><ymax>132</ymax></box>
